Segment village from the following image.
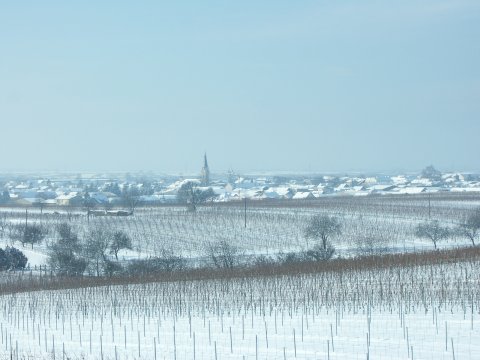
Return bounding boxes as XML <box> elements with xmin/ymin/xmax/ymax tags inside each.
<box><xmin>0</xmin><ymin>158</ymin><xmax>479</xmax><ymax>208</ymax></box>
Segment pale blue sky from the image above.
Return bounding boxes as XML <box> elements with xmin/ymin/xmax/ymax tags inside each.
<box><xmin>0</xmin><ymin>1</ymin><xmax>479</xmax><ymax>174</ymax></box>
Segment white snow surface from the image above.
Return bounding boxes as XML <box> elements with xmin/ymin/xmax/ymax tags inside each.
<box><xmin>1</xmin><ymin>260</ymin><xmax>479</xmax><ymax>359</ymax></box>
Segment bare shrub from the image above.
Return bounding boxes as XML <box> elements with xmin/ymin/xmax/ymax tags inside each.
<box><xmin>251</xmin><ymin>254</ymin><xmax>277</xmax><ymax>267</ymax></box>
<box><xmin>127</xmin><ymin>252</ymin><xmax>185</xmax><ymax>275</ymax></box>
<box><xmin>276</xmin><ymin>251</ymin><xmax>306</xmax><ymax>264</ymax></box>
<box><xmin>49</xmin><ymin>252</ymin><xmax>87</xmax><ymax>276</ymax></box>
<box><xmin>205</xmin><ymin>240</ymin><xmax>240</xmax><ymax>269</ymax></box>
<box><xmin>306</xmin><ymin>242</ymin><xmax>335</xmax><ymax>261</ymax></box>
<box><xmin>355</xmin><ymin>235</ymin><xmax>389</xmax><ymax>256</ymax></box>
<box><xmin>4</xmin><ymin>247</ymin><xmax>28</xmax><ymax>270</ymax></box>
<box><xmin>104</xmin><ymin>260</ymin><xmax>123</xmax><ymax>277</ymax></box>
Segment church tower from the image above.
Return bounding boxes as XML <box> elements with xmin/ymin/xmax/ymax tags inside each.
<box><xmin>201</xmin><ymin>153</ymin><xmax>210</xmax><ymax>186</ymax></box>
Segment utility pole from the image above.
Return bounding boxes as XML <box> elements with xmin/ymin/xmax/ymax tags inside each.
<box><xmin>244</xmin><ymin>197</ymin><xmax>247</xmax><ymax>228</ymax></box>
<box><xmin>25</xmin><ymin>209</ymin><xmax>28</xmax><ymax>243</ymax></box>
<box><xmin>428</xmin><ymin>193</ymin><xmax>431</xmax><ymax>219</ymax></box>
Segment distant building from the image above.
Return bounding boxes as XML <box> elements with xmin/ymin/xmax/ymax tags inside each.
<box><xmin>56</xmin><ymin>192</ymin><xmax>83</xmax><ymax>206</ymax></box>
<box><xmin>201</xmin><ymin>153</ymin><xmax>210</xmax><ymax>186</ymax></box>
<box><xmin>292</xmin><ymin>191</ymin><xmax>316</xmax><ymax>200</ymax></box>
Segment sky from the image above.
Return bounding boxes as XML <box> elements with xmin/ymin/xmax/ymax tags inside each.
<box><xmin>0</xmin><ymin>1</ymin><xmax>479</xmax><ymax>175</ymax></box>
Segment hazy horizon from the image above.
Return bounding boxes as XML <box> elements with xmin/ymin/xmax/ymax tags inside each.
<box><xmin>0</xmin><ymin>163</ymin><xmax>475</xmax><ymax>179</ymax></box>
<box><xmin>1</xmin><ymin>1</ymin><xmax>479</xmax><ymax>174</ymax></box>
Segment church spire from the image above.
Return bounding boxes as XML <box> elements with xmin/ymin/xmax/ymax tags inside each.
<box><xmin>204</xmin><ymin>153</ymin><xmax>208</xmax><ymax>168</ymax></box>
<box><xmin>201</xmin><ymin>153</ymin><xmax>210</xmax><ymax>186</ymax></box>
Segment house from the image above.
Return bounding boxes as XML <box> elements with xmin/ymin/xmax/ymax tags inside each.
<box><xmin>391</xmin><ymin>175</ymin><xmax>408</xmax><ymax>185</ymax></box>
<box><xmin>263</xmin><ymin>190</ymin><xmax>282</xmax><ymax>200</ymax></box>
<box><xmin>334</xmin><ymin>183</ymin><xmax>349</xmax><ymax>192</ymax></box>
<box><xmin>56</xmin><ymin>192</ymin><xmax>83</xmax><ymax>206</ymax></box>
<box><xmin>411</xmin><ymin>178</ymin><xmax>433</xmax><ymax>186</ymax></box>
<box><xmin>262</xmin><ymin>187</ymin><xmax>294</xmax><ymax>200</ymax></box>
<box><xmin>88</xmin><ymin>192</ymin><xmax>120</xmax><ymax>205</ymax></box>
<box><xmin>451</xmin><ymin>187</ymin><xmax>480</xmax><ymax>193</ymax></box>
<box><xmin>106</xmin><ymin>210</ymin><xmax>132</xmax><ymax>216</ymax></box>
<box><xmin>396</xmin><ymin>187</ymin><xmax>426</xmax><ymax>195</ymax></box>
<box><xmin>292</xmin><ymin>191</ymin><xmax>316</xmax><ymax>200</ymax></box>
<box><xmin>369</xmin><ymin>185</ymin><xmax>397</xmax><ymax>194</ymax></box>
<box><xmin>164</xmin><ymin>179</ymin><xmax>201</xmax><ymax>195</ymax></box>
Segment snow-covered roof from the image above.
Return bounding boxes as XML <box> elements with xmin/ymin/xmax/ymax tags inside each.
<box><xmin>56</xmin><ymin>192</ymin><xmax>80</xmax><ymax>200</ymax></box>
<box><xmin>391</xmin><ymin>176</ymin><xmax>408</xmax><ymax>185</ymax></box>
<box><xmin>450</xmin><ymin>187</ymin><xmax>480</xmax><ymax>193</ymax></box>
<box><xmin>292</xmin><ymin>192</ymin><xmax>315</xmax><ymax>200</ymax></box>
<box><xmin>412</xmin><ymin>178</ymin><xmax>433</xmax><ymax>186</ymax></box>
<box><xmin>370</xmin><ymin>184</ymin><xmax>393</xmax><ymax>191</ymax></box>
<box><xmin>396</xmin><ymin>187</ymin><xmax>426</xmax><ymax>194</ymax></box>
<box><xmin>259</xmin><ymin>188</ymin><xmax>290</xmax><ymax>199</ymax></box>
<box><xmin>14</xmin><ymin>184</ymin><xmax>29</xmax><ymax>189</ymax></box>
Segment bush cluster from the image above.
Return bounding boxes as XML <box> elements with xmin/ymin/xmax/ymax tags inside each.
<box><xmin>0</xmin><ymin>247</ymin><xmax>28</xmax><ymax>270</ymax></box>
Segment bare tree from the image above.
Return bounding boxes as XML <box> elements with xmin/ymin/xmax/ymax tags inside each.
<box><xmin>83</xmin><ymin>192</ymin><xmax>97</xmax><ymax>215</ymax></box>
<box><xmin>48</xmin><ymin>223</ymin><xmax>86</xmax><ymax>276</ymax></box>
<box><xmin>109</xmin><ymin>231</ymin><xmax>132</xmax><ymax>260</ymax></box>
<box><xmin>177</xmin><ymin>181</ymin><xmax>200</xmax><ymax>211</ymax></box>
<box><xmin>54</xmin><ymin>223</ymin><xmax>81</xmax><ymax>255</ymax></box>
<box><xmin>205</xmin><ymin>240</ymin><xmax>240</xmax><ymax>269</ymax></box>
<box><xmin>305</xmin><ymin>214</ymin><xmax>342</xmax><ymax>250</ymax></box>
<box><xmin>10</xmin><ymin>223</ymin><xmax>46</xmax><ymax>249</ymax></box>
<box><xmin>0</xmin><ymin>214</ymin><xmax>8</xmax><ymax>240</ymax></box>
<box><xmin>457</xmin><ymin>208</ymin><xmax>480</xmax><ymax>246</ymax></box>
<box><xmin>415</xmin><ymin>220</ymin><xmax>450</xmax><ymax>249</ymax></box>
<box><xmin>24</xmin><ymin>225</ymin><xmax>45</xmax><ymax>248</ymax></box>
<box><xmin>177</xmin><ymin>181</ymin><xmax>217</xmax><ymax>211</ymax></box>
<box><xmin>421</xmin><ymin>165</ymin><xmax>442</xmax><ymax>181</ymax></box>
<box><xmin>84</xmin><ymin>228</ymin><xmax>111</xmax><ymax>276</ymax></box>
<box><xmin>121</xmin><ymin>187</ymin><xmax>140</xmax><ymax>214</ymax></box>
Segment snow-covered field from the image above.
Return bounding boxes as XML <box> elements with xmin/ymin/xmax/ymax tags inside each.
<box><xmin>0</xmin><ymin>193</ymin><xmax>479</xmax><ymax>267</ymax></box>
<box><xmin>1</xmin><ymin>258</ymin><xmax>479</xmax><ymax>359</ymax></box>
<box><xmin>0</xmin><ymin>194</ymin><xmax>479</xmax><ymax>358</ymax></box>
